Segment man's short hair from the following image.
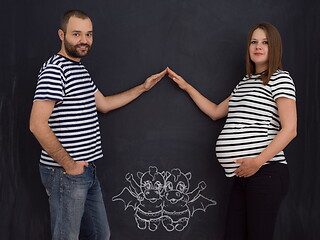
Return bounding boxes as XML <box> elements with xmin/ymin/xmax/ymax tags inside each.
<box><xmin>60</xmin><ymin>10</ymin><xmax>90</xmax><ymax>33</ymax></box>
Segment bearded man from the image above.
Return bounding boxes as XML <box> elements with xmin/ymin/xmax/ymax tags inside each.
<box><xmin>30</xmin><ymin>10</ymin><xmax>166</xmax><ymax>240</ymax></box>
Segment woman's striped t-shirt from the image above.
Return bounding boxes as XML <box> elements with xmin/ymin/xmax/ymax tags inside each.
<box><xmin>215</xmin><ymin>70</ymin><xmax>296</xmax><ymax>177</ymax></box>
<box><xmin>34</xmin><ymin>54</ymin><xmax>103</xmax><ymax>166</ymax></box>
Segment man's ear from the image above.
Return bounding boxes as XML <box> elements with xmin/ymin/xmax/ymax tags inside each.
<box><xmin>58</xmin><ymin>29</ymin><xmax>65</xmax><ymax>41</ymax></box>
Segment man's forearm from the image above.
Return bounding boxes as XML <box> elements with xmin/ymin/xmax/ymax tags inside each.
<box><xmin>95</xmin><ymin>69</ymin><xmax>167</xmax><ymax>113</ymax></box>
<box><xmin>31</xmin><ymin>123</ymin><xmax>75</xmax><ymax>170</ymax></box>
<box><xmin>95</xmin><ymin>84</ymin><xmax>146</xmax><ymax>113</ymax></box>
<box><xmin>104</xmin><ymin>84</ymin><xmax>146</xmax><ymax>110</ymax></box>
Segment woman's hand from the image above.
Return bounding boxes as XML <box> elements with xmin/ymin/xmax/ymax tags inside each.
<box><xmin>167</xmin><ymin>67</ymin><xmax>190</xmax><ymax>91</ymax></box>
<box><xmin>234</xmin><ymin>157</ymin><xmax>264</xmax><ymax>178</ymax></box>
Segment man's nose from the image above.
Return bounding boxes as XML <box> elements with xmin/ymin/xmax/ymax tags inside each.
<box><xmin>79</xmin><ymin>34</ymin><xmax>87</xmax><ymax>44</ymax></box>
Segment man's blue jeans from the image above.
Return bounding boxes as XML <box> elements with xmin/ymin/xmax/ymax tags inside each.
<box><xmin>39</xmin><ymin>162</ymin><xmax>110</xmax><ymax>240</ymax></box>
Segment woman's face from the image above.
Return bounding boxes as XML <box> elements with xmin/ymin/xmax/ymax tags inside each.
<box><xmin>249</xmin><ymin>28</ymin><xmax>269</xmax><ymax>73</ymax></box>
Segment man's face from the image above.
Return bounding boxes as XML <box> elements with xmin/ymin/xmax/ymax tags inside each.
<box><xmin>60</xmin><ymin>16</ymin><xmax>93</xmax><ymax>61</ymax></box>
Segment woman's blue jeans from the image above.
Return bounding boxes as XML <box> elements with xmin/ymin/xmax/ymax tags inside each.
<box><xmin>39</xmin><ymin>162</ymin><xmax>110</xmax><ymax>240</ymax></box>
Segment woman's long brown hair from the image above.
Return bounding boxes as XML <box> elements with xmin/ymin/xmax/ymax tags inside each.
<box><xmin>245</xmin><ymin>22</ymin><xmax>283</xmax><ymax>85</ymax></box>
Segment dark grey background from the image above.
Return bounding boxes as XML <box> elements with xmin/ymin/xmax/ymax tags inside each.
<box><xmin>1</xmin><ymin>0</ymin><xmax>319</xmax><ymax>239</ymax></box>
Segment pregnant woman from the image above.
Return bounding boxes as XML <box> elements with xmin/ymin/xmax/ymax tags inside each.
<box><xmin>168</xmin><ymin>22</ymin><xmax>297</xmax><ymax>240</ymax></box>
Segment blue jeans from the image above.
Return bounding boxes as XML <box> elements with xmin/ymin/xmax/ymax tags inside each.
<box><xmin>39</xmin><ymin>162</ymin><xmax>110</xmax><ymax>240</ymax></box>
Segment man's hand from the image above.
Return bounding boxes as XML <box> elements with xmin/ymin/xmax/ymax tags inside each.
<box><xmin>64</xmin><ymin>161</ymin><xmax>89</xmax><ymax>175</ymax></box>
<box><xmin>143</xmin><ymin>68</ymin><xmax>168</xmax><ymax>91</ymax></box>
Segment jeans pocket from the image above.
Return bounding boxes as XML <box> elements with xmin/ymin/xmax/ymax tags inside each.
<box><xmin>64</xmin><ymin>165</ymin><xmax>88</xmax><ymax>178</ymax></box>
<box><xmin>64</xmin><ymin>166</ymin><xmax>92</xmax><ymax>187</ymax></box>
<box><xmin>39</xmin><ymin>164</ymin><xmax>56</xmax><ymax>196</ymax></box>
<box><xmin>63</xmin><ymin>167</ymin><xmax>92</xmax><ymax>200</ymax></box>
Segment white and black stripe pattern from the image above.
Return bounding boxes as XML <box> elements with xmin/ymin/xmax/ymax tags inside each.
<box><xmin>216</xmin><ymin>70</ymin><xmax>296</xmax><ymax>177</ymax></box>
<box><xmin>34</xmin><ymin>54</ymin><xmax>103</xmax><ymax>166</ymax></box>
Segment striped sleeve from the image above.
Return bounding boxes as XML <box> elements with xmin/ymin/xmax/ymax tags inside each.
<box><xmin>91</xmin><ymin>80</ymin><xmax>98</xmax><ymax>94</ymax></box>
<box><xmin>34</xmin><ymin>65</ymin><xmax>64</xmax><ymax>102</ymax></box>
<box><xmin>231</xmin><ymin>77</ymin><xmax>246</xmax><ymax>95</ymax></box>
<box><xmin>270</xmin><ymin>72</ymin><xmax>296</xmax><ymax>101</ymax></box>
<box><xmin>231</xmin><ymin>82</ymin><xmax>240</xmax><ymax>95</ymax></box>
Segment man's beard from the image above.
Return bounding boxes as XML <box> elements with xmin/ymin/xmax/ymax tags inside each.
<box><xmin>64</xmin><ymin>38</ymin><xmax>91</xmax><ymax>59</ymax></box>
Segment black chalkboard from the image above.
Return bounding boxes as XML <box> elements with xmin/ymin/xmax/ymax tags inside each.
<box><xmin>1</xmin><ymin>0</ymin><xmax>319</xmax><ymax>239</ymax></box>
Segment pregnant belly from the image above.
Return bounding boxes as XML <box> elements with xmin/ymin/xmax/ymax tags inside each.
<box><xmin>215</xmin><ymin>126</ymin><xmax>270</xmax><ymax>176</ymax></box>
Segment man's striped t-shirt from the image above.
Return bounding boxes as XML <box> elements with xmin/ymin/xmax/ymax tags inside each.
<box><xmin>215</xmin><ymin>70</ymin><xmax>296</xmax><ymax>177</ymax></box>
<box><xmin>34</xmin><ymin>54</ymin><xmax>103</xmax><ymax>166</ymax></box>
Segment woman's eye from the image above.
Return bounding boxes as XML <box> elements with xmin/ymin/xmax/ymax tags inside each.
<box><xmin>251</xmin><ymin>40</ymin><xmax>257</xmax><ymax>44</ymax></box>
<box><xmin>263</xmin><ymin>41</ymin><xmax>269</xmax><ymax>44</ymax></box>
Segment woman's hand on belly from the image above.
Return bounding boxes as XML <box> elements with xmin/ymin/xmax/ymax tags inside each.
<box><xmin>234</xmin><ymin>157</ymin><xmax>264</xmax><ymax>178</ymax></box>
